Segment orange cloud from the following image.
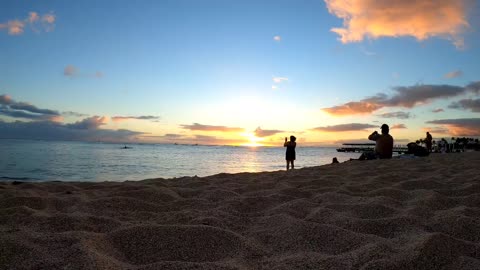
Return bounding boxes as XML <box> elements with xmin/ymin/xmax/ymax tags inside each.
<box><xmin>323</xmin><ymin>82</ymin><xmax>477</xmax><ymax>116</ymax></box>
<box><xmin>64</xmin><ymin>65</ymin><xmax>78</xmax><ymax>77</ymax></box>
<box><xmin>391</xmin><ymin>124</ymin><xmax>407</xmax><ymax>129</ymax></box>
<box><xmin>254</xmin><ymin>127</ymin><xmax>284</xmax><ymax>137</ymax></box>
<box><xmin>444</xmin><ymin>70</ymin><xmax>463</xmax><ymax>79</ymax></box>
<box><xmin>0</xmin><ymin>11</ymin><xmax>55</xmax><ymax>35</ymax></box>
<box><xmin>427</xmin><ymin>118</ymin><xmax>480</xmax><ymax>136</ymax></box>
<box><xmin>112</xmin><ymin>116</ymin><xmax>160</xmax><ymax>122</ymax></box>
<box><xmin>422</xmin><ymin>127</ymin><xmax>450</xmax><ymax>135</ymax></box>
<box><xmin>42</xmin><ymin>14</ymin><xmax>55</xmax><ymax>24</ymax></box>
<box><xmin>28</xmin><ymin>12</ymin><xmax>40</xmax><ymax>23</ymax></box>
<box><xmin>325</xmin><ymin>0</ymin><xmax>472</xmax><ymax>48</ymax></box>
<box><xmin>312</xmin><ymin>123</ymin><xmax>377</xmax><ymax>132</ymax></box>
<box><xmin>0</xmin><ymin>94</ymin><xmax>13</xmax><ymax>104</ymax></box>
<box><xmin>181</xmin><ymin>123</ymin><xmax>244</xmax><ymax>132</ymax></box>
<box><xmin>0</xmin><ymin>20</ymin><xmax>25</xmax><ymax>35</ymax></box>
<box><xmin>322</xmin><ymin>101</ymin><xmax>382</xmax><ymax>116</ymax></box>
<box><xmin>67</xmin><ymin>116</ymin><xmax>109</xmax><ymax>129</ymax></box>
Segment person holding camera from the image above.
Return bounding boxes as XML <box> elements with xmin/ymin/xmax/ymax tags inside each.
<box><xmin>367</xmin><ymin>124</ymin><xmax>394</xmax><ymax>159</ymax></box>
<box><xmin>284</xmin><ymin>135</ymin><xmax>297</xmax><ymax>170</ymax></box>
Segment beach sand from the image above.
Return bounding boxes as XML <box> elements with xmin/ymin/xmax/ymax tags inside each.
<box><xmin>1</xmin><ymin>152</ymin><xmax>480</xmax><ymax>269</ymax></box>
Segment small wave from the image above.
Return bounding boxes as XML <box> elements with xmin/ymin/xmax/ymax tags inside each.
<box><xmin>0</xmin><ymin>176</ymin><xmax>38</xmax><ymax>181</ymax></box>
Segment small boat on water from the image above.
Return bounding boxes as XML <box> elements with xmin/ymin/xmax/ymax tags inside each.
<box><xmin>121</xmin><ymin>145</ymin><xmax>132</xmax><ymax>149</ymax></box>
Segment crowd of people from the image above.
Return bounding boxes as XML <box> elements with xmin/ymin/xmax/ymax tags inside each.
<box><xmin>283</xmin><ymin>124</ymin><xmax>479</xmax><ymax>170</ymax></box>
<box><xmin>283</xmin><ymin>123</ymin><xmax>395</xmax><ymax>170</ymax></box>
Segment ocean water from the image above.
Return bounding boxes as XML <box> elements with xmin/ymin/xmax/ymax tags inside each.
<box><xmin>0</xmin><ymin>139</ymin><xmax>361</xmax><ymax>182</ymax></box>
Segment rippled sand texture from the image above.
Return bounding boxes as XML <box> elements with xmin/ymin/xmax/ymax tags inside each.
<box><xmin>1</xmin><ymin>152</ymin><xmax>480</xmax><ymax>269</ymax></box>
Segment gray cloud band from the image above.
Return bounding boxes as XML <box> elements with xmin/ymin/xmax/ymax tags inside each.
<box><xmin>0</xmin><ymin>94</ymin><xmax>60</xmax><ymax>121</ymax></box>
<box><xmin>323</xmin><ymin>82</ymin><xmax>480</xmax><ymax>116</ymax></box>
<box><xmin>312</xmin><ymin>123</ymin><xmax>377</xmax><ymax>132</ymax></box>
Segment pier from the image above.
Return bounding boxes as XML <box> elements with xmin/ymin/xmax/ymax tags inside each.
<box><xmin>337</xmin><ymin>143</ymin><xmax>409</xmax><ymax>154</ymax></box>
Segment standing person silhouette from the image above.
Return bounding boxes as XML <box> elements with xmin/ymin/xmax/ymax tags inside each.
<box><xmin>284</xmin><ymin>136</ymin><xmax>297</xmax><ymax>170</ymax></box>
<box><xmin>425</xmin><ymin>132</ymin><xmax>433</xmax><ymax>152</ymax></box>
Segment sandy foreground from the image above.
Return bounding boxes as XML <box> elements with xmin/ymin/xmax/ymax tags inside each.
<box><xmin>1</xmin><ymin>152</ymin><xmax>480</xmax><ymax>269</ymax></box>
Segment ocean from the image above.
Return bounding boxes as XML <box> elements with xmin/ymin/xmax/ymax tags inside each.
<box><xmin>0</xmin><ymin>139</ymin><xmax>361</xmax><ymax>182</ymax></box>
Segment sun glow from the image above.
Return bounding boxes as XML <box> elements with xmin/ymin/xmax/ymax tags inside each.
<box><xmin>241</xmin><ymin>132</ymin><xmax>264</xmax><ymax>147</ymax></box>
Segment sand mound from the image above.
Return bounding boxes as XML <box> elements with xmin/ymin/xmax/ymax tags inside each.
<box><xmin>1</xmin><ymin>152</ymin><xmax>480</xmax><ymax>269</ymax></box>
<box><xmin>106</xmin><ymin>225</ymin><xmax>245</xmax><ymax>264</ymax></box>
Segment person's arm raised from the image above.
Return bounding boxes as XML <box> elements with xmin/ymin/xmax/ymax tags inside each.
<box><xmin>368</xmin><ymin>131</ymin><xmax>379</xmax><ymax>141</ymax></box>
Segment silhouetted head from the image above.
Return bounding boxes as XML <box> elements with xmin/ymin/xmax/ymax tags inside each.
<box><xmin>381</xmin><ymin>124</ymin><xmax>389</xmax><ymax>135</ymax></box>
<box><xmin>332</xmin><ymin>157</ymin><xmax>339</xmax><ymax>164</ymax></box>
<box><xmin>427</xmin><ymin>132</ymin><xmax>430</xmax><ymax>135</ymax></box>
<box><xmin>290</xmin><ymin>135</ymin><xmax>296</xmax><ymax>142</ymax></box>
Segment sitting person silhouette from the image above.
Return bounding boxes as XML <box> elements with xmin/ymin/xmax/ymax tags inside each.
<box><xmin>360</xmin><ymin>124</ymin><xmax>394</xmax><ymax>160</ymax></box>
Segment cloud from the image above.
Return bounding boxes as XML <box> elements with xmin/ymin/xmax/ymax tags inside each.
<box><xmin>271</xmin><ymin>85</ymin><xmax>278</xmax><ymax>90</ymax></box>
<box><xmin>422</xmin><ymin>127</ymin><xmax>450</xmax><ymax>135</ymax></box>
<box><xmin>62</xmin><ymin>111</ymin><xmax>89</xmax><ymax>117</ymax></box>
<box><xmin>0</xmin><ymin>95</ymin><xmax>13</xmax><ymax>105</ymax></box>
<box><xmin>1</xmin><ymin>20</ymin><xmax>25</xmax><ymax>35</ymax></box>
<box><xmin>466</xmin><ymin>81</ymin><xmax>480</xmax><ymax>94</ymax></box>
<box><xmin>112</xmin><ymin>116</ymin><xmax>161</xmax><ymax>122</ymax></box>
<box><xmin>9</xmin><ymin>102</ymin><xmax>59</xmax><ymax>115</ymax></box>
<box><xmin>449</xmin><ymin>98</ymin><xmax>480</xmax><ymax>112</ymax></box>
<box><xmin>312</xmin><ymin>123</ymin><xmax>377</xmax><ymax>132</ymax></box>
<box><xmin>0</xmin><ymin>95</ymin><xmax>146</xmax><ymax>143</ymax></box>
<box><xmin>426</xmin><ymin>118</ymin><xmax>480</xmax><ymax>136</ymax></box>
<box><xmin>325</xmin><ymin>0</ymin><xmax>472</xmax><ymax>48</ymax></box>
<box><xmin>67</xmin><ymin>116</ymin><xmax>108</xmax><ymax>129</ymax></box>
<box><xmin>323</xmin><ymin>101</ymin><xmax>383</xmax><ymax>115</ymax></box>
<box><xmin>360</xmin><ymin>47</ymin><xmax>377</xmax><ymax>56</ymax></box>
<box><xmin>444</xmin><ymin>70</ymin><xmax>463</xmax><ymax>79</ymax></box>
<box><xmin>0</xmin><ymin>119</ymin><xmax>144</xmax><ymax>143</ymax></box>
<box><xmin>42</xmin><ymin>13</ymin><xmax>55</xmax><ymax>24</ymax></box>
<box><xmin>432</xmin><ymin>108</ymin><xmax>445</xmax><ymax>113</ymax></box>
<box><xmin>377</xmin><ymin>111</ymin><xmax>411</xmax><ymax>119</ymax></box>
<box><xmin>323</xmin><ymin>82</ymin><xmax>478</xmax><ymax>116</ymax></box>
<box><xmin>254</xmin><ymin>127</ymin><xmax>284</xmax><ymax>137</ymax></box>
<box><xmin>180</xmin><ymin>123</ymin><xmax>244</xmax><ymax>132</ymax></box>
<box><xmin>0</xmin><ymin>94</ymin><xmax>61</xmax><ymax>121</ymax></box>
<box><xmin>0</xmin><ymin>106</ymin><xmax>59</xmax><ymax>121</ymax></box>
<box><xmin>64</xmin><ymin>65</ymin><xmax>78</xmax><ymax>77</ymax></box>
<box><xmin>273</xmin><ymin>35</ymin><xmax>281</xmax><ymax>41</ymax></box>
<box><xmin>0</xmin><ymin>11</ymin><xmax>55</xmax><ymax>35</ymax></box>
<box><xmin>28</xmin><ymin>12</ymin><xmax>40</xmax><ymax>23</ymax></box>
<box><xmin>391</xmin><ymin>124</ymin><xmax>407</xmax><ymax>129</ymax></box>
<box><xmin>273</xmin><ymin>77</ymin><xmax>288</xmax><ymax>84</ymax></box>
<box><xmin>64</xmin><ymin>65</ymin><xmax>104</xmax><ymax>78</ymax></box>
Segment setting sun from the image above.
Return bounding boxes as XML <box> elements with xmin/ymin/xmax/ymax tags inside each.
<box><xmin>240</xmin><ymin>132</ymin><xmax>264</xmax><ymax>147</ymax></box>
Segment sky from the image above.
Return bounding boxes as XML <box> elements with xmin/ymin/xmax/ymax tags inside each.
<box><xmin>1</xmin><ymin>0</ymin><xmax>480</xmax><ymax>146</ymax></box>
